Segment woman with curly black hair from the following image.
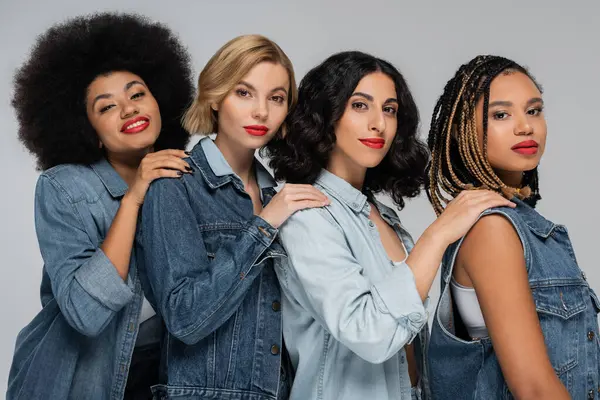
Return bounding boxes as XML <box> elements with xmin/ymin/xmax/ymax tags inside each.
<box><xmin>265</xmin><ymin>51</ymin><xmax>514</xmax><ymax>399</ymax></box>
<box><xmin>7</xmin><ymin>13</ymin><xmax>194</xmax><ymax>400</ymax></box>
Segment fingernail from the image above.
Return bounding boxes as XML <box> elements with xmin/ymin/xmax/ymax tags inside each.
<box><xmin>185</xmin><ymin>151</ymin><xmax>191</xmax><ymax>155</ymax></box>
<box><xmin>185</xmin><ymin>166</ymin><xmax>192</xmax><ymax>172</ymax></box>
<box><xmin>177</xmin><ymin>171</ymin><xmax>183</xmax><ymax>176</ymax></box>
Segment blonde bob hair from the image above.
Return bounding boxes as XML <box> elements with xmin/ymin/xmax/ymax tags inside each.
<box><xmin>182</xmin><ymin>34</ymin><xmax>297</xmax><ymax>137</ymax></box>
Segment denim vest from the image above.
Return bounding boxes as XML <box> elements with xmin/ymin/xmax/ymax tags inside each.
<box><xmin>428</xmin><ymin>198</ymin><xmax>600</xmax><ymax>399</ymax></box>
<box><xmin>137</xmin><ymin>137</ymin><xmax>290</xmax><ymax>399</ymax></box>
<box><xmin>7</xmin><ymin>160</ymin><xmax>146</xmax><ymax>400</ymax></box>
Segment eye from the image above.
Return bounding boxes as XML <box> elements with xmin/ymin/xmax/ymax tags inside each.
<box><xmin>131</xmin><ymin>92</ymin><xmax>145</xmax><ymax>100</ymax></box>
<box><xmin>492</xmin><ymin>111</ymin><xmax>509</xmax><ymax>120</ymax></box>
<box><xmin>236</xmin><ymin>89</ymin><xmax>251</xmax><ymax>97</ymax></box>
<box><xmin>271</xmin><ymin>95</ymin><xmax>285</xmax><ymax>104</ymax></box>
<box><xmin>383</xmin><ymin>106</ymin><xmax>397</xmax><ymax>115</ymax></box>
<box><xmin>527</xmin><ymin>107</ymin><xmax>543</xmax><ymax>116</ymax></box>
<box><xmin>352</xmin><ymin>102</ymin><xmax>368</xmax><ymax>110</ymax></box>
<box><xmin>99</xmin><ymin>104</ymin><xmax>114</xmax><ymax>113</ymax></box>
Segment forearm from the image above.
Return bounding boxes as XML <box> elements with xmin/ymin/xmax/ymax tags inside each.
<box><xmin>406</xmin><ymin>226</ymin><xmax>448</xmax><ymax>301</ymax></box>
<box><xmin>100</xmin><ymin>194</ymin><xmax>140</xmax><ymax>280</ymax></box>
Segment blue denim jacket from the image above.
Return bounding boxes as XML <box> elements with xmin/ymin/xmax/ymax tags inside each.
<box><xmin>428</xmin><ymin>198</ymin><xmax>600</xmax><ymax>399</ymax></box>
<box><xmin>7</xmin><ymin>160</ymin><xmax>146</xmax><ymax>400</ymax></box>
<box><xmin>274</xmin><ymin>169</ymin><xmax>430</xmax><ymax>400</ymax></box>
<box><xmin>137</xmin><ymin>136</ymin><xmax>290</xmax><ymax>400</ymax></box>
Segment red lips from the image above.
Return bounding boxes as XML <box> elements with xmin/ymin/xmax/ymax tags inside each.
<box><xmin>511</xmin><ymin>140</ymin><xmax>539</xmax><ymax>155</ymax></box>
<box><xmin>359</xmin><ymin>138</ymin><xmax>385</xmax><ymax>149</ymax></box>
<box><xmin>121</xmin><ymin>116</ymin><xmax>150</xmax><ymax>134</ymax></box>
<box><xmin>244</xmin><ymin>125</ymin><xmax>269</xmax><ymax>136</ymax></box>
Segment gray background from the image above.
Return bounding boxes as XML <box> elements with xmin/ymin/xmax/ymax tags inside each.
<box><xmin>1</xmin><ymin>0</ymin><xmax>598</xmax><ymax>393</ymax></box>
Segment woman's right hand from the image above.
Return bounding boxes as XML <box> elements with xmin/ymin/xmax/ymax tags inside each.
<box><xmin>259</xmin><ymin>184</ymin><xmax>330</xmax><ymax>228</ymax></box>
<box><xmin>125</xmin><ymin>149</ymin><xmax>191</xmax><ymax>206</ymax></box>
<box><xmin>429</xmin><ymin>190</ymin><xmax>516</xmax><ymax>245</ymax></box>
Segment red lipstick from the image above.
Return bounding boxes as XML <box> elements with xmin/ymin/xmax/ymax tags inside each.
<box><xmin>121</xmin><ymin>116</ymin><xmax>150</xmax><ymax>134</ymax></box>
<box><xmin>244</xmin><ymin>125</ymin><xmax>269</xmax><ymax>136</ymax></box>
<box><xmin>511</xmin><ymin>140</ymin><xmax>539</xmax><ymax>155</ymax></box>
<box><xmin>359</xmin><ymin>138</ymin><xmax>385</xmax><ymax>149</ymax></box>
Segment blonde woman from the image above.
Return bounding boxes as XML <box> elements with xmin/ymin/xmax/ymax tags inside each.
<box><xmin>136</xmin><ymin>35</ymin><xmax>327</xmax><ymax>399</ymax></box>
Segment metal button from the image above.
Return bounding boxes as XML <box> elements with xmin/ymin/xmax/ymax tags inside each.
<box><xmin>128</xmin><ymin>322</ymin><xmax>135</xmax><ymax>332</ymax></box>
<box><xmin>368</xmin><ymin>221</ymin><xmax>375</xmax><ymax>227</ymax></box>
<box><xmin>272</xmin><ymin>301</ymin><xmax>281</xmax><ymax>312</ymax></box>
<box><xmin>589</xmin><ymin>331</ymin><xmax>596</xmax><ymax>341</ymax></box>
<box><xmin>588</xmin><ymin>389</ymin><xmax>595</xmax><ymax>399</ymax></box>
<box><xmin>271</xmin><ymin>344</ymin><xmax>280</xmax><ymax>355</ymax></box>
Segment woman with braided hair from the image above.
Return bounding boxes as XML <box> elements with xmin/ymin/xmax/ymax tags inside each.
<box><xmin>426</xmin><ymin>55</ymin><xmax>600</xmax><ymax>399</ymax></box>
<box><xmin>7</xmin><ymin>13</ymin><xmax>194</xmax><ymax>400</ymax></box>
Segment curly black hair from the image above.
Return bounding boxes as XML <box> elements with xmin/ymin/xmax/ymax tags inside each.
<box><xmin>265</xmin><ymin>51</ymin><xmax>428</xmax><ymax>209</ymax></box>
<box><xmin>12</xmin><ymin>12</ymin><xmax>194</xmax><ymax>170</ymax></box>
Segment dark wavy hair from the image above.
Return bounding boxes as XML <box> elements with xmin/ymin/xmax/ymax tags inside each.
<box><xmin>265</xmin><ymin>51</ymin><xmax>428</xmax><ymax>209</ymax></box>
<box><xmin>12</xmin><ymin>12</ymin><xmax>194</xmax><ymax>170</ymax></box>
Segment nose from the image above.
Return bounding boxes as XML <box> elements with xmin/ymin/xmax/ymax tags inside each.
<box><xmin>515</xmin><ymin>112</ymin><xmax>533</xmax><ymax>136</ymax></box>
<box><xmin>369</xmin><ymin>111</ymin><xmax>385</xmax><ymax>134</ymax></box>
<box><xmin>252</xmin><ymin>99</ymin><xmax>268</xmax><ymax>121</ymax></box>
<box><xmin>120</xmin><ymin>100</ymin><xmax>139</xmax><ymax>119</ymax></box>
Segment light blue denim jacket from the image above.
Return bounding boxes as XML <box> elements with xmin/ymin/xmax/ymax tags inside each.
<box><xmin>275</xmin><ymin>169</ymin><xmax>430</xmax><ymax>400</ymax></box>
<box><xmin>7</xmin><ymin>160</ymin><xmax>146</xmax><ymax>400</ymax></box>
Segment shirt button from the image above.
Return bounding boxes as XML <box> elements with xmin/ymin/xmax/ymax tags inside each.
<box><xmin>588</xmin><ymin>331</ymin><xmax>596</xmax><ymax>341</ymax></box>
<box><xmin>271</xmin><ymin>344</ymin><xmax>280</xmax><ymax>355</ymax></box>
<box><xmin>272</xmin><ymin>301</ymin><xmax>281</xmax><ymax>312</ymax></box>
<box><xmin>368</xmin><ymin>221</ymin><xmax>375</xmax><ymax>228</ymax></box>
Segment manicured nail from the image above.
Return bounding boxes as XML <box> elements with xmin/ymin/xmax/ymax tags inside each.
<box><xmin>177</xmin><ymin>171</ymin><xmax>183</xmax><ymax>176</ymax></box>
<box><xmin>185</xmin><ymin>151</ymin><xmax>191</xmax><ymax>155</ymax></box>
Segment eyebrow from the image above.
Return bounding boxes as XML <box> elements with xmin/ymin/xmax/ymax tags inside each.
<box><xmin>351</xmin><ymin>91</ymin><xmax>398</xmax><ymax>104</ymax></box>
<box><xmin>238</xmin><ymin>81</ymin><xmax>288</xmax><ymax>95</ymax></box>
<box><xmin>91</xmin><ymin>80</ymin><xmax>147</xmax><ymax>109</ymax></box>
<box><xmin>488</xmin><ymin>97</ymin><xmax>544</xmax><ymax>108</ymax></box>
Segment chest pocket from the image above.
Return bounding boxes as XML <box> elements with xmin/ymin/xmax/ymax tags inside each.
<box><xmin>532</xmin><ymin>283</ymin><xmax>586</xmax><ymax>388</ymax></box>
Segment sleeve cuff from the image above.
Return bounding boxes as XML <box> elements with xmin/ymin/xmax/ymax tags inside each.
<box><xmin>74</xmin><ymin>248</ymin><xmax>135</xmax><ymax>311</ymax></box>
<box><xmin>245</xmin><ymin>215</ymin><xmax>278</xmax><ymax>247</ymax></box>
<box><xmin>372</xmin><ymin>261</ymin><xmax>427</xmax><ymax>333</ymax></box>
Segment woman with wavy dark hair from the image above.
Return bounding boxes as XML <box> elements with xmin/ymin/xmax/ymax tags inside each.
<box><xmin>7</xmin><ymin>13</ymin><xmax>193</xmax><ymax>400</ymax></box>
<box><xmin>265</xmin><ymin>51</ymin><xmax>514</xmax><ymax>399</ymax></box>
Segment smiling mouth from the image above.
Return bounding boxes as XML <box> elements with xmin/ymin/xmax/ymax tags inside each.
<box><xmin>121</xmin><ymin>117</ymin><xmax>150</xmax><ymax>134</ymax></box>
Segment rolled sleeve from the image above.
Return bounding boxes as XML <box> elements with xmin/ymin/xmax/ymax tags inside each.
<box><xmin>75</xmin><ymin>248</ymin><xmax>134</xmax><ymax>311</ymax></box>
<box><xmin>35</xmin><ymin>176</ymin><xmax>134</xmax><ymax>337</ymax></box>
<box><xmin>372</xmin><ymin>261</ymin><xmax>427</xmax><ymax>339</ymax></box>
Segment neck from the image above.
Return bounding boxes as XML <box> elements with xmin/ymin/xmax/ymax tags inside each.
<box><xmin>214</xmin><ymin>133</ymin><xmax>256</xmax><ymax>185</ymax></box>
<box><xmin>106</xmin><ymin>148</ymin><xmax>149</xmax><ymax>187</ymax></box>
<box><xmin>496</xmin><ymin>169</ymin><xmax>524</xmax><ymax>188</ymax></box>
<box><xmin>326</xmin><ymin>148</ymin><xmax>367</xmax><ymax>191</ymax></box>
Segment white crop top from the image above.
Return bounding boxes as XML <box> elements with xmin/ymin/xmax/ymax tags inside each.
<box><xmin>450</xmin><ymin>278</ymin><xmax>489</xmax><ymax>339</ymax></box>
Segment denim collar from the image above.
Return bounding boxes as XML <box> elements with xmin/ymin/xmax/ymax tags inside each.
<box><xmin>191</xmin><ymin>136</ymin><xmax>276</xmax><ymax>190</ymax></box>
<box><xmin>512</xmin><ymin>197</ymin><xmax>556</xmax><ymax>238</ymax></box>
<box><xmin>90</xmin><ymin>158</ymin><xmax>128</xmax><ymax>198</ymax></box>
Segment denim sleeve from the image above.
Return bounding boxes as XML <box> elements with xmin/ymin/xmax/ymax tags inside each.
<box><xmin>139</xmin><ymin>177</ymin><xmax>276</xmax><ymax>345</ymax></box>
<box><xmin>34</xmin><ymin>176</ymin><xmax>135</xmax><ymax>337</ymax></box>
<box><xmin>278</xmin><ymin>208</ymin><xmax>427</xmax><ymax>364</ymax></box>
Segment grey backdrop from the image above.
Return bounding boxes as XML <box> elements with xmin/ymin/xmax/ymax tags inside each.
<box><xmin>1</xmin><ymin>0</ymin><xmax>598</xmax><ymax>393</ymax></box>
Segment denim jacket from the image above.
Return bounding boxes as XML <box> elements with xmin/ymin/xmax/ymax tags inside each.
<box><xmin>274</xmin><ymin>169</ymin><xmax>430</xmax><ymax>400</ymax></box>
<box><xmin>7</xmin><ymin>160</ymin><xmax>146</xmax><ymax>400</ymax></box>
<box><xmin>428</xmin><ymin>198</ymin><xmax>600</xmax><ymax>399</ymax></box>
<box><xmin>137</xmin><ymin>136</ymin><xmax>290</xmax><ymax>399</ymax></box>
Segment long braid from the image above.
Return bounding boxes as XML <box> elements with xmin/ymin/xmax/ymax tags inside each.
<box><xmin>426</xmin><ymin>55</ymin><xmax>542</xmax><ymax>215</ymax></box>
